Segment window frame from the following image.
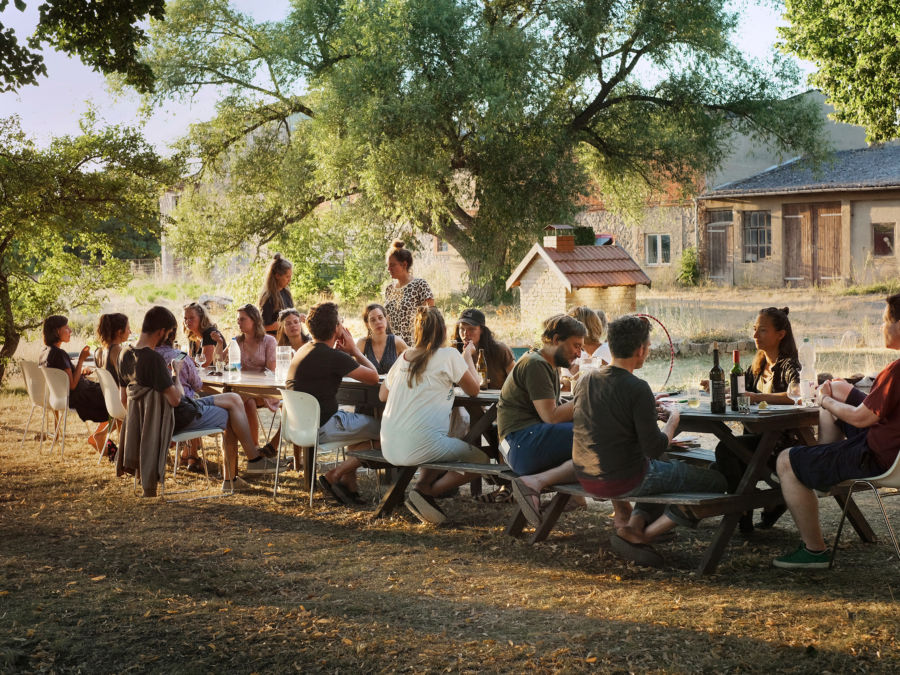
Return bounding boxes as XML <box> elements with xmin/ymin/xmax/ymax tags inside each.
<box><xmin>645</xmin><ymin>233</ymin><xmax>671</xmax><ymax>266</ymax></box>
<box><xmin>741</xmin><ymin>210</ymin><xmax>772</xmax><ymax>263</ymax></box>
<box><xmin>873</xmin><ymin>222</ymin><xmax>895</xmax><ymax>257</ymax></box>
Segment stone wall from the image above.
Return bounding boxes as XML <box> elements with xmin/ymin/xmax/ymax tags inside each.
<box><xmin>517</xmin><ymin>257</ymin><xmax>567</xmax><ymax>329</ymax></box>
<box><xmin>566</xmin><ymin>286</ymin><xmax>636</xmax><ymax>320</ymax></box>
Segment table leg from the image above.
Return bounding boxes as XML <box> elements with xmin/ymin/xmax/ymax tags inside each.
<box><xmin>529</xmin><ymin>493</ymin><xmax>570</xmax><ymax>544</ymax></box>
<box><xmin>372</xmin><ymin>466</ymin><xmax>416</xmax><ymax>519</ymax></box>
<box><xmin>505</xmin><ymin>508</ymin><xmax>527</xmax><ymax>538</ymax></box>
<box><xmin>832</xmin><ymin>491</ymin><xmax>877</xmax><ymax>543</ymax></box>
<box><xmin>698</xmin><ymin>512</ymin><xmax>741</xmax><ymax>574</ymax></box>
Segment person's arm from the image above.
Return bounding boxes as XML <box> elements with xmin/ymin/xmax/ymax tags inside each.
<box><xmin>423</xmin><ymin>297</ymin><xmax>435</xmax><ymax>307</ymax></box>
<box><xmin>633</xmin><ymin>390</ymin><xmax>675</xmax><ymax>458</ymax></box>
<box><xmin>394</xmin><ymin>336</ymin><xmax>409</xmax><ymax>355</ymax></box>
<box><xmin>337</xmin><ymin>325</ymin><xmax>379</xmax><ymax>385</ymax></box>
<box><xmin>379</xmin><ymin>381</ymin><xmax>390</xmax><ymax>402</ymax></box>
<box><xmin>357</xmin><ymin>337</ymin><xmax>379</xmax><ymax>371</ymax></box>
<box><xmin>65</xmin><ymin>345</ymin><xmax>92</xmax><ymax>390</ymax></box>
<box><xmin>818</xmin><ymin>380</ymin><xmax>880</xmax><ymax>428</ymax></box>
<box><xmin>458</xmin><ymin>342</ymin><xmax>481</xmax><ymax>396</ymax></box>
<box><xmin>532</xmin><ymin>398</ymin><xmax>574</xmax><ymax>423</ymax></box>
<box><xmin>264</xmin><ymin>336</ymin><xmax>276</xmax><ymax>371</ymax></box>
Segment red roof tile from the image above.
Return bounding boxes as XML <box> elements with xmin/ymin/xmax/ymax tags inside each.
<box><xmin>543</xmin><ymin>245</ymin><xmax>651</xmax><ymax>288</ymax></box>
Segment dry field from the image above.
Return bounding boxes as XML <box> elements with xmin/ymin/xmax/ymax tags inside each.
<box><xmin>1</xmin><ymin>387</ymin><xmax>899</xmax><ymax>673</ymax></box>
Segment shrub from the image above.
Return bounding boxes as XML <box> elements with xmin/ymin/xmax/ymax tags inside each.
<box><xmin>677</xmin><ymin>246</ymin><xmax>700</xmax><ymax>286</ymax></box>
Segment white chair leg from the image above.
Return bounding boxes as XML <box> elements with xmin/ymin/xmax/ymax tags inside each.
<box><xmin>309</xmin><ymin>440</ymin><xmax>320</xmax><ymax>508</ymax></box>
<box><xmin>39</xmin><ymin>404</ymin><xmax>47</xmax><ymax>455</ymax></box>
<box><xmin>273</xmin><ymin>434</ymin><xmax>286</xmax><ymax>499</ymax></box>
<box><xmin>20</xmin><ymin>405</ymin><xmax>36</xmax><ymax>451</ymax></box>
<box><xmin>60</xmin><ymin>409</ymin><xmax>68</xmax><ymax>459</ymax></box>
<box><xmin>97</xmin><ymin>418</ymin><xmax>113</xmax><ymax>465</ymax></box>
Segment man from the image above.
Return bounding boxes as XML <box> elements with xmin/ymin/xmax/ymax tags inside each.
<box><xmin>117</xmin><ymin>306</ymin><xmax>276</xmax><ymax>495</ymax></box>
<box><xmin>774</xmin><ymin>293</ymin><xmax>900</xmax><ymax>569</ymax></box>
<box><xmin>572</xmin><ymin>315</ymin><xmax>726</xmax><ymax>566</ymax></box>
<box><xmin>286</xmin><ymin>301</ymin><xmax>380</xmax><ymax>505</ymax></box>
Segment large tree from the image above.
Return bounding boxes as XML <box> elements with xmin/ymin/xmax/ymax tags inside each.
<box><xmin>0</xmin><ymin>113</ymin><xmax>178</xmax><ymax>380</ymax></box>
<box><xmin>145</xmin><ymin>0</ymin><xmax>825</xmax><ymax>299</ymax></box>
<box><xmin>0</xmin><ymin>0</ymin><xmax>164</xmax><ymax>92</ymax></box>
<box><xmin>780</xmin><ymin>0</ymin><xmax>900</xmax><ymax>143</ymax></box>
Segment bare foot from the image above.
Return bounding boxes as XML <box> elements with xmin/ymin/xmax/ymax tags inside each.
<box><xmin>616</xmin><ymin>525</ymin><xmax>649</xmax><ymax>545</ymax></box>
<box><xmin>612</xmin><ymin>500</ymin><xmax>633</xmax><ymax>529</ymax></box>
<box><xmin>563</xmin><ymin>496</ymin><xmax>587</xmax><ymax>513</ymax></box>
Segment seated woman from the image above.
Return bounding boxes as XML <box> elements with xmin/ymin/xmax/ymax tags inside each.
<box><xmin>357</xmin><ymin>303</ymin><xmax>408</xmax><ymax>375</ymax></box>
<box><xmin>276</xmin><ymin>308</ymin><xmax>310</xmax><ymax>351</ymax></box>
<box><xmin>39</xmin><ymin>315</ymin><xmax>109</xmax><ymax>449</ymax></box>
<box><xmin>497</xmin><ymin>314</ymin><xmax>587</xmax><ymax>526</ymax></box>
<box><xmin>155</xmin><ymin>327</ymin><xmax>204</xmax><ymax>472</ymax></box>
<box><xmin>714</xmin><ymin>306</ymin><xmax>800</xmax><ymax>531</ymax></box>
<box><xmin>774</xmin><ymin>293</ymin><xmax>900</xmax><ymax>569</ymax></box>
<box><xmin>568</xmin><ymin>306</ymin><xmax>611</xmax><ymax>368</ymax></box>
<box><xmin>455</xmin><ymin>308</ymin><xmax>513</xmax><ymax>389</ymax></box>
<box><xmin>379</xmin><ymin>307</ymin><xmax>485</xmax><ymax>524</ymax></box>
<box><xmin>183</xmin><ymin>302</ymin><xmax>223</xmax><ymax>367</ymax></box>
<box><xmin>234</xmin><ymin>303</ymin><xmax>278</xmax><ymax>452</ymax></box>
<box><xmin>117</xmin><ymin>306</ymin><xmax>276</xmax><ymax>495</ymax></box>
<box><xmin>93</xmin><ymin>312</ymin><xmax>131</xmax><ymax>457</ymax></box>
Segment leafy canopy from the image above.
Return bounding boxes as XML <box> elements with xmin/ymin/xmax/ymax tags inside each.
<box><xmin>0</xmin><ymin>0</ymin><xmax>164</xmax><ymax>92</ymax></box>
<box><xmin>144</xmin><ymin>0</ymin><xmax>825</xmax><ymax>299</ymax></box>
<box><xmin>780</xmin><ymin>0</ymin><xmax>900</xmax><ymax>143</ymax></box>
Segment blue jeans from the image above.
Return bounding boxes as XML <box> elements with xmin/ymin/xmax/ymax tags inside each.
<box><xmin>503</xmin><ymin>422</ymin><xmax>573</xmax><ymax>475</ymax></box>
<box><xmin>619</xmin><ymin>459</ymin><xmax>727</xmax><ymax>523</ymax></box>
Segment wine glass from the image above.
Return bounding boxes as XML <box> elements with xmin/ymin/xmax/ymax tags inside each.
<box><xmin>787</xmin><ymin>381</ymin><xmax>802</xmax><ymax>406</ymax></box>
<box><xmin>193</xmin><ymin>350</ymin><xmax>206</xmax><ymax>369</ymax></box>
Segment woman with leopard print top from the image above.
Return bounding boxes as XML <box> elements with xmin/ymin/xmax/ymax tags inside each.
<box><xmin>383</xmin><ymin>240</ymin><xmax>435</xmax><ymax>344</ymax></box>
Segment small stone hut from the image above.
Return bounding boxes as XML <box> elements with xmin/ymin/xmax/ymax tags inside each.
<box><xmin>506</xmin><ymin>225</ymin><xmax>652</xmax><ymax>329</ymax></box>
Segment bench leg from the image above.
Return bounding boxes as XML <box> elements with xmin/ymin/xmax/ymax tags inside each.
<box><xmin>528</xmin><ymin>493</ymin><xmax>570</xmax><ymax>544</ymax></box>
<box><xmin>697</xmin><ymin>512</ymin><xmax>740</xmax><ymax>574</ymax></box>
<box><xmin>372</xmin><ymin>466</ymin><xmax>416</xmax><ymax>519</ymax></box>
<box><xmin>469</xmin><ymin>476</ymin><xmax>482</xmax><ymax>498</ymax></box>
<box><xmin>505</xmin><ymin>509</ymin><xmax>527</xmax><ymax>538</ymax></box>
<box><xmin>832</xmin><ymin>492</ymin><xmax>877</xmax><ymax>543</ymax></box>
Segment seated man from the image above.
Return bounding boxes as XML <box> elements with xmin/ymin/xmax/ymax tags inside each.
<box><xmin>118</xmin><ymin>306</ymin><xmax>276</xmax><ymax>495</ymax></box>
<box><xmin>573</xmin><ymin>315</ymin><xmax>726</xmax><ymax>566</ymax></box>
<box><xmin>286</xmin><ymin>301</ymin><xmax>380</xmax><ymax>505</ymax></box>
<box><xmin>774</xmin><ymin>293</ymin><xmax>900</xmax><ymax>569</ymax></box>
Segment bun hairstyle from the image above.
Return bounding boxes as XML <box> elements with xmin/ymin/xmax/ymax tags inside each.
<box><xmin>96</xmin><ymin>313</ymin><xmax>129</xmax><ymax>347</ymax></box>
<box><xmin>751</xmin><ymin>306</ymin><xmax>798</xmax><ymax>377</ymax></box>
<box><xmin>386</xmin><ymin>239</ymin><xmax>414</xmax><ymax>270</ymax></box>
<box><xmin>258</xmin><ymin>253</ymin><xmax>293</xmax><ymax>314</ymax></box>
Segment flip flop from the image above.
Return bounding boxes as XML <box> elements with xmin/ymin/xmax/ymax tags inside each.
<box><xmin>317</xmin><ymin>475</ymin><xmax>352</xmax><ymax>506</ymax></box>
<box><xmin>511</xmin><ymin>478</ymin><xmax>542</xmax><ymax>527</ymax></box>
<box><xmin>609</xmin><ymin>534</ymin><xmax>665</xmax><ymax>568</ymax></box>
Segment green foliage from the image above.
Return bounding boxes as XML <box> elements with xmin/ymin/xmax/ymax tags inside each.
<box><xmin>781</xmin><ymin>0</ymin><xmax>900</xmax><ymax>143</ymax></box>
<box><xmin>677</xmin><ymin>246</ymin><xmax>701</xmax><ymax>286</ymax></box>
<box><xmin>0</xmin><ymin>113</ymin><xmax>178</xmax><ymax>379</ymax></box>
<box><xmin>0</xmin><ymin>0</ymin><xmax>164</xmax><ymax>92</ymax></box>
<box><xmin>573</xmin><ymin>227</ymin><xmax>596</xmax><ymax>246</ymax></box>
<box><xmin>838</xmin><ymin>280</ymin><xmax>900</xmax><ymax>296</ymax></box>
<box><xmin>142</xmin><ymin>0</ymin><xmax>826</xmax><ymax>300</ymax></box>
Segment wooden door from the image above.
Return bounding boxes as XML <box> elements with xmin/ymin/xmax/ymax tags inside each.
<box><xmin>783</xmin><ymin>202</ymin><xmax>842</xmax><ymax>285</ymax></box>
<box><xmin>706</xmin><ymin>223</ymin><xmax>730</xmax><ymax>282</ymax></box>
<box><xmin>813</xmin><ymin>203</ymin><xmax>842</xmax><ymax>283</ymax></box>
<box><xmin>783</xmin><ymin>204</ymin><xmax>811</xmax><ymax>285</ymax></box>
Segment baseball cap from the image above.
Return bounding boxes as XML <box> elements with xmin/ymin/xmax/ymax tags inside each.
<box><xmin>458</xmin><ymin>308</ymin><xmax>485</xmax><ymax>327</ymax></box>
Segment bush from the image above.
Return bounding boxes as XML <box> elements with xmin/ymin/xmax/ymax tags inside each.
<box><xmin>677</xmin><ymin>246</ymin><xmax>700</xmax><ymax>286</ymax></box>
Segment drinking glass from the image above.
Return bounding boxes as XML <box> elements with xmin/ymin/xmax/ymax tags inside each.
<box><xmin>737</xmin><ymin>395</ymin><xmax>751</xmax><ymax>414</ymax></box>
<box><xmin>214</xmin><ymin>358</ymin><xmax>225</xmax><ymax>376</ymax></box>
<box><xmin>687</xmin><ymin>385</ymin><xmax>700</xmax><ymax>409</ymax></box>
<box><xmin>787</xmin><ymin>381</ymin><xmax>802</xmax><ymax>406</ymax></box>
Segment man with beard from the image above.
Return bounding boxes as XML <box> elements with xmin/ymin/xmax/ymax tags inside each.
<box><xmin>497</xmin><ymin>314</ymin><xmax>586</xmax><ymax>526</ymax></box>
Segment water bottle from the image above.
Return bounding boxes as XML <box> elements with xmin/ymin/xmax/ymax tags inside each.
<box><xmin>228</xmin><ymin>337</ymin><xmax>242</xmax><ymax>381</ymax></box>
<box><xmin>798</xmin><ymin>338</ymin><xmax>816</xmax><ymax>404</ymax></box>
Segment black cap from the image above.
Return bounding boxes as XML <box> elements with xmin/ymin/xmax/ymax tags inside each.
<box><xmin>458</xmin><ymin>308</ymin><xmax>485</xmax><ymax>327</ymax></box>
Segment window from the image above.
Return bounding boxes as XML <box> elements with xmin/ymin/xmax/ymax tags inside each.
<box><xmin>873</xmin><ymin>223</ymin><xmax>895</xmax><ymax>257</ymax></box>
<box><xmin>646</xmin><ymin>234</ymin><xmax>670</xmax><ymax>265</ymax></box>
<box><xmin>434</xmin><ymin>238</ymin><xmax>449</xmax><ymax>253</ymax></box>
<box><xmin>742</xmin><ymin>210</ymin><xmax>771</xmax><ymax>262</ymax></box>
<box><xmin>706</xmin><ymin>209</ymin><xmax>732</xmax><ymax>225</ymax></box>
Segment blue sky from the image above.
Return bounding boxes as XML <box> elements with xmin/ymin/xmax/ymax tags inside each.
<box><xmin>0</xmin><ymin>1</ymin><xmax>813</xmax><ymax>153</ymax></box>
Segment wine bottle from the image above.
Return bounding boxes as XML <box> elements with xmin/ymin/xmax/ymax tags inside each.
<box><xmin>710</xmin><ymin>341</ymin><xmax>726</xmax><ymax>414</ymax></box>
<box><xmin>729</xmin><ymin>350</ymin><xmax>744</xmax><ymax>411</ymax></box>
<box><xmin>476</xmin><ymin>348</ymin><xmax>488</xmax><ymax>389</ymax></box>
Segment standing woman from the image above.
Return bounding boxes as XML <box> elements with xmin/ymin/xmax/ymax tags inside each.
<box><xmin>259</xmin><ymin>254</ymin><xmax>294</xmax><ymax>336</ymax></box>
<box><xmin>94</xmin><ymin>313</ymin><xmax>131</xmax><ymax>387</ymax></box>
<box><xmin>183</xmin><ymin>302</ymin><xmax>223</xmax><ymax>367</ymax></box>
<box><xmin>234</xmin><ymin>304</ymin><xmax>278</xmax><ymax>450</ymax></box>
<box><xmin>357</xmin><ymin>303</ymin><xmax>408</xmax><ymax>375</ymax></box>
<box><xmin>383</xmin><ymin>240</ymin><xmax>434</xmax><ymax>344</ymax></box>
<box><xmin>39</xmin><ymin>315</ymin><xmax>109</xmax><ymax>448</ymax></box>
<box><xmin>275</xmin><ymin>308</ymin><xmax>310</xmax><ymax>351</ymax></box>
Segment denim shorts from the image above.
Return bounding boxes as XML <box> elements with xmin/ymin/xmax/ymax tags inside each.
<box><xmin>503</xmin><ymin>422</ymin><xmax>573</xmax><ymax>475</ymax></box>
<box><xmin>619</xmin><ymin>459</ymin><xmax>727</xmax><ymax>523</ymax></box>
<box><xmin>319</xmin><ymin>410</ymin><xmax>380</xmax><ymax>445</ymax></box>
<box><xmin>178</xmin><ymin>396</ymin><xmax>228</xmax><ymax>434</ymax></box>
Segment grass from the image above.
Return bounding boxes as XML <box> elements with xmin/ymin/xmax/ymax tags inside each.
<box><xmin>2</xmin><ymin>389</ymin><xmax>900</xmax><ymax>672</ymax></box>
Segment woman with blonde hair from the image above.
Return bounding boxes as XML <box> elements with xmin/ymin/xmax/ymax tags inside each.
<box><xmin>183</xmin><ymin>301</ymin><xmax>223</xmax><ymax>367</ymax></box>
<box><xmin>276</xmin><ymin>308</ymin><xmax>310</xmax><ymax>350</ymax></box>
<box><xmin>568</xmin><ymin>306</ymin><xmax>611</xmax><ymax>366</ymax></box>
<box><xmin>94</xmin><ymin>313</ymin><xmax>130</xmax><ymax>386</ymax></box>
<box><xmin>379</xmin><ymin>307</ymin><xmax>484</xmax><ymax>524</ymax></box>
<box><xmin>383</xmin><ymin>240</ymin><xmax>434</xmax><ymax>344</ymax></box>
<box><xmin>258</xmin><ymin>253</ymin><xmax>294</xmax><ymax>335</ymax></box>
<box><xmin>234</xmin><ymin>303</ymin><xmax>278</xmax><ymax>453</ymax></box>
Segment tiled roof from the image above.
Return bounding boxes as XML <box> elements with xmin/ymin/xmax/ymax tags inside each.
<box><xmin>701</xmin><ymin>144</ymin><xmax>900</xmax><ymax>199</ymax></box>
<box><xmin>507</xmin><ymin>243</ymin><xmax>651</xmax><ymax>290</ymax></box>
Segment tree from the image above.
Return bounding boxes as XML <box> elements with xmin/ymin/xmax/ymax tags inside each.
<box><xmin>0</xmin><ymin>0</ymin><xmax>165</xmax><ymax>92</ymax></box>
<box><xmin>780</xmin><ymin>0</ymin><xmax>900</xmax><ymax>143</ymax></box>
<box><xmin>144</xmin><ymin>0</ymin><xmax>826</xmax><ymax>300</ymax></box>
<box><xmin>0</xmin><ymin>113</ymin><xmax>178</xmax><ymax>380</ymax></box>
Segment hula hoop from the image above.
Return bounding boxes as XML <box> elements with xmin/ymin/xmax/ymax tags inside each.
<box><xmin>635</xmin><ymin>313</ymin><xmax>675</xmax><ymax>389</ymax></box>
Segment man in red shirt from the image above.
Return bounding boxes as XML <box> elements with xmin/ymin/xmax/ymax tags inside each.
<box><xmin>774</xmin><ymin>293</ymin><xmax>900</xmax><ymax>569</ymax></box>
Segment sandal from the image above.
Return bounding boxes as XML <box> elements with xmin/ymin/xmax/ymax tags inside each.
<box><xmin>186</xmin><ymin>457</ymin><xmax>204</xmax><ymax>474</ymax></box>
<box><xmin>474</xmin><ymin>485</ymin><xmax>513</xmax><ymax>504</ymax></box>
<box><xmin>317</xmin><ymin>475</ymin><xmax>352</xmax><ymax>506</ymax></box>
<box><xmin>609</xmin><ymin>534</ymin><xmax>665</xmax><ymax>568</ymax></box>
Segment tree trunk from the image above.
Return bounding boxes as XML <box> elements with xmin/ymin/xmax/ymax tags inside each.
<box><xmin>0</xmin><ymin>272</ymin><xmax>20</xmax><ymax>383</ymax></box>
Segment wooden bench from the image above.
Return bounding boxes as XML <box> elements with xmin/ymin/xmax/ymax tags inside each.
<box><xmin>664</xmin><ymin>447</ymin><xmax>716</xmax><ymax>465</ymax></box>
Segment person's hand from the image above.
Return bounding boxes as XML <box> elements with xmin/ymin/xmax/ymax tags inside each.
<box><xmin>337</xmin><ymin>325</ymin><xmax>355</xmax><ymax>353</ymax></box>
<box><xmin>211</xmin><ymin>330</ymin><xmax>224</xmax><ymax>345</ymax></box>
<box><xmin>817</xmin><ymin>379</ymin><xmax>833</xmax><ymax>404</ymax></box>
<box><xmin>79</xmin><ymin>345</ymin><xmax>91</xmax><ymax>362</ymax></box>
<box><xmin>663</xmin><ymin>403</ymin><xmax>680</xmax><ymax>425</ymax></box>
<box><xmin>82</xmin><ymin>366</ymin><xmax>93</xmax><ymax>376</ymax></box>
<box><xmin>462</xmin><ymin>340</ymin><xmax>476</xmax><ymax>358</ymax></box>
<box><xmin>699</xmin><ymin>378</ymin><xmax>710</xmax><ymax>393</ymax></box>
<box><xmin>298</xmin><ymin>313</ymin><xmax>307</xmax><ymax>324</ymax></box>
<box><xmin>172</xmin><ymin>360</ymin><xmax>184</xmax><ymax>376</ymax></box>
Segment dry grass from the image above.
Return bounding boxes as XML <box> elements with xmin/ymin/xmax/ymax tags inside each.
<box><xmin>1</xmin><ymin>389</ymin><xmax>900</xmax><ymax>673</ymax></box>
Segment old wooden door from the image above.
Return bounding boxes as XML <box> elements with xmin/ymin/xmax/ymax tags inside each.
<box><xmin>783</xmin><ymin>204</ymin><xmax>811</xmax><ymax>285</ymax></box>
<box><xmin>783</xmin><ymin>202</ymin><xmax>841</xmax><ymax>285</ymax></box>
<box><xmin>813</xmin><ymin>203</ymin><xmax>842</xmax><ymax>283</ymax></box>
<box><xmin>706</xmin><ymin>210</ymin><xmax>732</xmax><ymax>283</ymax></box>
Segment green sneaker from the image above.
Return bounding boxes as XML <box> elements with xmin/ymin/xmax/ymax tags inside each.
<box><xmin>773</xmin><ymin>544</ymin><xmax>831</xmax><ymax>570</ymax></box>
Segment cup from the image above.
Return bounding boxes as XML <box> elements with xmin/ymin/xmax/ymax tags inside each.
<box><xmin>737</xmin><ymin>395</ymin><xmax>751</xmax><ymax>414</ymax></box>
<box><xmin>214</xmin><ymin>359</ymin><xmax>225</xmax><ymax>376</ymax></box>
<box><xmin>687</xmin><ymin>385</ymin><xmax>700</xmax><ymax>409</ymax></box>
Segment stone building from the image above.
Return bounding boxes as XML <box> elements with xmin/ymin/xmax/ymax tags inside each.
<box><xmin>506</xmin><ymin>225</ymin><xmax>651</xmax><ymax>330</ymax></box>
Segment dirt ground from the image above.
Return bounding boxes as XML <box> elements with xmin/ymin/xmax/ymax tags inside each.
<box><xmin>1</xmin><ymin>389</ymin><xmax>899</xmax><ymax>674</ymax></box>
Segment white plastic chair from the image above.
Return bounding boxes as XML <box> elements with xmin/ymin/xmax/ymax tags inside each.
<box><xmin>829</xmin><ymin>451</ymin><xmax>900</xmax><ymax>567</ymax></box>
<box><xmin>19</xmin><ymin>361</ymin><xmax>49</xmax><ymax>453</ymax></box>
<box><xmin>40</xmin><ymin>366</ymin><xmax>77</xmax><ymax>458</ymax></box>
<box><xmin>95</xmin><ymin>368</ymin><xmax>126</xmax><ymax>464</ymax></box>
<box><xmin>160</xmin><ymin>427</ymin><xmax>226</xmax><ymax>500</ymax></box>
<box><xmin>274</xmin><ymin>390</ymin><xmax>373</xmax><ymax>505</ymax></box>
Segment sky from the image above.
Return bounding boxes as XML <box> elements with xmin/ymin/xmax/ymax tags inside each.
<box><xmin>0</xmin><ymin>1</ymin><xmax>814</xmax><ymax>154</ymax></box>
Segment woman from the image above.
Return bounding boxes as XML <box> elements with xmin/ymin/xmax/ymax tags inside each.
<box><xmin>714</xmin><ymin>306</ymin><xmax>801</xmax><ymax>531</ymax></box>
<box><xmin>275</xmin><ymin>308</ymin><xmax>310</xmax><ymax>350</ymax></box>
<box><xmin>183</xmin><ymin>302</ymin><xmax>223</xmax><ymax>367</ymax></box>
<box><xmin>357</xmin><ymin>303</ymin><xmax>408</xmax><ymax>375</ymax></box>
<box><xmin>380</xmin><ymin>307</ymin><xmax>484</xmax><ymax>524</ymax></box>
<box><xmin>383</xmin><ymin>240</ymin><xmax>434</xmax><ymax>344</ymax></box>
<box><xmin>569</xmin><ymin>306</ymin><xmax>611</xmax><ymax>367</ymax></box>
<box><xmin>94</xmin><ymin>313</ymin><xmax>130</xmax><ymax>387</ymax></box>
<box><xmin>497</xmin><ymin>314</ymin><xmax>587</xmax><ymax>526</ymax></box>
<box><xmin>259</xmin><ymin>253</ymin><xmax>294</xmax><ymax>335</ymax></box>
<box><xmin>455</xmin><ymin>307</ymin><xmax>514</xmax><ymax>389</ymax></box>
<box><xmin>156</xmin><ymin>324</ymin><xmax>205</xmax><ymax>472</ymax></box>
<box><xmin>234</xmin><ymin>303</ymin><xmax>278</xmax><ymax>451</ymax></box>
<box><xmin>39</xmin><ymin>315</ymin><xmax>109</xmax><ymax>448</ymax></box>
